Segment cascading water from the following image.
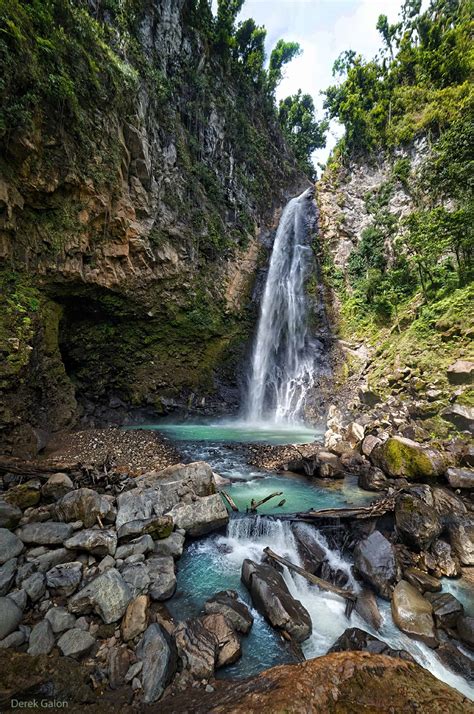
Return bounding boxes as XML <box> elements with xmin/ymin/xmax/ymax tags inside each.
<box><xmin>245</xmin><ymin>188</ymin><xmax>316</xmax><ymax>424</ymax></box>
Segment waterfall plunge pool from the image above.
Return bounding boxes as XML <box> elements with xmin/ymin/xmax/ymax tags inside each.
<box><xmin>131</xmin><ymin>422</ymin><xmax>473</xmax><ymax>700</ymax></box>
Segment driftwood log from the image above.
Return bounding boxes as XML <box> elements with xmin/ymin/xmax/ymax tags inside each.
<box><xmin>263</xmin><ymin>547</ymin><xmax>356</xmax><ymax>603</ymax></box>
<box><xmin>221</xmin><ymin>491</ymin><xmax>239</xmax><ymax>512</ymax></box>
<box><xmin>249</xmin><ymin>491</ymin><xmax>283</xmax><ymax>512</ymax></box>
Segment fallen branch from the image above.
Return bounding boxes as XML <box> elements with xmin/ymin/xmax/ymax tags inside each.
<box><xmin>249</xmin><ymin>491</ymin><xmax>283</xmax><ymax>512</ymax></box>
<box><xmin>277</xmin><ymin>499</ymin><xmax>286</xmax><ymax>508</ymax></box>
<box><xmin>290</xmin><ymin>497</ymin><xmax>396</xmax><ymax>521</ymax></box>
<box><xmin>263</xmin><ymin>547</ymin><xmax>356</xmax><ymax>603</ymax></box>
<box><xmin>221</xmin><ymin>491</ymin><xmax>239</xmax><ymax>512</ymax></box>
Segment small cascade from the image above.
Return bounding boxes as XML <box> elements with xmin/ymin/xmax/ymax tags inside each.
<box><xmin>245</xmin><ymin>188</ymin><xmax>316</xmax><ymax>424</ymax></box>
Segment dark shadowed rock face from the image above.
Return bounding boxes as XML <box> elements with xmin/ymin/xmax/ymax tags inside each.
<box><xmin>241</xmin><ymin>559</ymin><xmax>312</xmax><ymax>642</ymax></box>
<box><xmin>156</xmin><ymin>651</ymin><xmax>473</xmax><ymax>714</ymax></box>
<box><xmin>327</xmin><ymin>627</ymin><xmax>415</xmax><ymax>662</ymax></box>
<box><xmin>395</xmin><ymin>494</ymin><xmax>442</xmax><ymax>550</ymax></box>
<box><xmin>353</xmin><ymin>530</ymin><xmax>399</xmax><ymax>600</ymax></box>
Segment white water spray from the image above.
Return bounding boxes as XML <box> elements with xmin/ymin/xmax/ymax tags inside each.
<box><xmin>245</xmin><ymin>188</ymin><xmax>316</xmax><ymax>424</ymax></box>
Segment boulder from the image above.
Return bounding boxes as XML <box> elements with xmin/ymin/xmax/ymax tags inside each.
<box><xmin>292</xmin><ymin>524</ymin><xmax>327</xmax><ymax>574</ymax></box>
<box><xmin>55</xmin><ymin>488</ymin><xmax>113</xmax><ymax>528</ymax></box>
<box><xmin>120</xmin><ymin>562</ymin><xmax>151</xmax><ymax>598</ymax></box>
<box><xmin>32</xmin><ymin>547</ymin><xmax>75</xmax><ymax>574</ymax></box>
<box><xmin>201</xmin><ymin>613</ymin><xmax>241</xmax><ymax>667</ymax></box>
<box><xmin>137</xmin><ymin>623</ymin><xmax>177</xmax><ymax>703</ymax></box>
<box><xmin>358</xmin><ymin>467</ymin><xmax>388</xmax><ymax>492</ymax></box>
<box><xmin>0</xmin><ymin>559</ymin><xmax>18</xmax><ymax>596</ymax></box>
<box><xmin>204</xmin><ymin>591</ymin><xmax>253</xmax><ymax>634</ymax></box>
<box><xmin>27</xmin><ymin>620</ymin><xmax>55</xmax><ymax>656</ymax></box>
<box><xmin>0</xmin><ymin>597</ymin><xmax>23</xmax><ymax>639</ymax></box>
<box><xmin>174</xmin><ymin>618</ymin><xmax>218</xmax><ymax>682</ymax></box>
<box><xmin>57</xmin><ymin>628</ymin><xmax>96</xmax><ymax>659</ymax></box>
<box><xmin>121</xmin><ymin>594</ymin><xmax>149</xmax><ymax>641</ymax></box>
<box><xmin>4</xmin><ymin>481</ymin><xmax>41</xmax><ymax>509</ymax></box>
<box><xmin>45</xmin><ymin>606</ymin><xmax>76</xmax><ymax>634</ymax></box>
<box><xmin>115</xmin><ymin>534</ymin><xmax>154</xmax><ymax>560</ymax></box>
<box><xmin>327</xmin><ymin>627</ymin><xmax>414</xmax><ymax>662</ymax></box>
<box><xmin>16</xmin><ymin>522</ymin><xmax>74</xmax><ymax>546</ymax></box>
<box><xmin>371</xmin><ymin>436</ymin><xmax>445</xmax><ymax>479</ymax></box>
<box><xmin>22</xmin><ymin>572</ymin><xmax>46</xmax><ymax>602</ymax></box>
<box><xmin>65</xmin><ymin>529</ymin><xmax>117</xmax><ymax>556</ymax></box>
<box><xmin>167</xmin><ymin>494</ymin><xmax>228</xmax><ymax>536</ymax></box>
<box><xmin>117</xmin><ymin>515</ymin><xmax>173</xmax><ymax>542</ymax></box>
<box><xmin>68</xmin><ymin>568</ymin><xmax>132</xmax><ymax>623</ymax></box>
<box><xmin>136</xmin><ymin>461</ymin><xmax>216</xmax><ymax>497</ymax></box>
<box><xmin>0</xmin><ymin>500</ymin><xmax>22</xmax><ymax>529</ymax></box>
<box><xmin>457</xmin><ymin>615</ymin><xmax>474</xmax><ymax>647</ymax></box>
<box><xmin>153</xmin><ymin>531</ymin><xmax>185</xmax><ymax>558</ymax></box>
<box><xmin>241</xmin><ymin>559</ymin><xmax>311</xmax><ymax>642</ymax></box>
<box><xmin>431</xmin><ymin>487</ymin><xmax>467</xmax><ymax>518</ymax></box>
<box><xmin>346</xmin><ymin>422</ymin><xmax>365</xmax><ymax>446</ymax></box>
<box><xmin>359</xmin><ymin>389</ymin><xmax>381</xmax><ymax>407</ymax></box>
<box><xmin>41</xmin><ymin>473</ymin><xmax>74</xmax><ymax>501</ymax></box>
<box><xmin>108</xmin><ymin>646</ymin><xmax>131</xmax><ymax>690</ymax></box>
<box><xmin>404</xmin><ymin>567</ymin><xmax>441</xmax><ymax>593</ymax></box>
<box><xmin>425</xmin><ymin>591</ymin><xmax>464</xmax><ymax>629</ymax></box>
<box><xmin>391</xmin><ymin>580</ymin><xmax>438</xmax><ymax>648</ymax></box>
<box><xmin>435</xmin><ymin>642</ymin><xmax>473</xmax><ymax>682</ymax></box>
<box><xmin>0</xmin><ymin>529</ymin><xmax>23</xmax><ymax>564</ymax></box>
<box><xmin>46</xmin><ymin>561</ymin><xmax>83</xmax><ymax>597</ymax></box>
<box><xmin>354</xmin><ymin>588</ymin><xmax>382</xmax><ymax>631</ymax></box>
<box><xmin>145</xmin><ymin>556</ymin><xmax>176</xmax><ymax>600</ymax></box>
<box><xmin>361</xmin><ymin>435</ymin><xmax>382</xmax><ymax>458</ymax></box>
<box><xmin>447</xmin><ymin>360</ymin><xmax>474</xmax><ymax>385</ymax></box>
<box><xmin>0</xmin><ymin>630</ymin><xmax>26</xmax><ymax>649</ymax></box>
<box><xmin>448</xmin><ymin>517</ymin><xmax>474</xmax><ymax>566</ymax></box>
<box><xmin>429</xmin><ymin>539</ymin><xmax>461</xmax><ymax>578</ymax></box>
<box><xmin>446</xmin><ymin>467</ymin><xmax>474</xmax><ymax>490</ymax></box>
<box><xmin>395</xmin><ymin>494</ymin><xmax>442</xmax><ymax>550</ymax></box>
<box><xmin>442</xmin><ymin>404</ymin><xmax>474</xmax><ymax>434</ymax></box>
<box><xmin>353</xmin><ymin>531</ymin><xmax>399</xmax><ymax>600</ymax></box>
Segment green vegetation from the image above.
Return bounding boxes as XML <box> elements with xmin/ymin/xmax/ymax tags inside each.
<box><xmin>278</xmin><ymin>91</ymin><xmax>328</xmax><ymax>177</ymax></box>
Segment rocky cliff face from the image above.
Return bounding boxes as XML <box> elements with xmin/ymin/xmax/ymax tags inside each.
<box><xmin>0</xmin><ymin>0</ymin><xmax>305</xmax><ymax>454</ymax></box>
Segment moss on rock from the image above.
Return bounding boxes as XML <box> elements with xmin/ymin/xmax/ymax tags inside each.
<box><xmin>372</xmin><ymin>436</ymin><xmax>445</xmax><ymax>480</ymax></box>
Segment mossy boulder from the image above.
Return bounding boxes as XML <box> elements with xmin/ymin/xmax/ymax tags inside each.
<box><xmin>371</xmin><ymin>436</ymin><xmax>445</xmax><ymax>480</ymax></box>
<box><xmin>3</xmin><ymin>481</ymin><xmax>41</xmax><ymax>509</ymax></box>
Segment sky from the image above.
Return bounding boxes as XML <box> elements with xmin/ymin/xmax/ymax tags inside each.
<box><xmin>234</xmin><ymin>0</ymin><xmax>408</xmax><ymax>166</ymax></box>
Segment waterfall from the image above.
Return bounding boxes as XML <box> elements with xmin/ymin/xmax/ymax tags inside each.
<box><xmin>245</xmin><ymin>188</ymin><xmax>316</xmax><ymax>424</ymax></box>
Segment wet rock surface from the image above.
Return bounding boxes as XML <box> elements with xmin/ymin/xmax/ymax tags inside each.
<box><xmin>391</xmin><ymin>580</ymin><xmax>438</xmax><ymax>648</ymax></box>
<box><xmin>353</xmin><ymin>530</ymin><xmax>399</xmax><ymax>599</ymax></box>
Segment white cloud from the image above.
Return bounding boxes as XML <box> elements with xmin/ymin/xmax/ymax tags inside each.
<box><xmin>239</xmin><ymin>0</ymin><xmax>406</xmax><ymax>165</ymax></box>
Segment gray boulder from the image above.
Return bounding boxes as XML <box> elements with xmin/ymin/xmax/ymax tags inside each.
<box><xmin>0</xmin><ymin>558</ymin><xmax>18</xmax><ymax>596</ymax></box>
<box><xmin>55</xmin><ymin>488</ymin><xmax>114</xmax><ymax>528</ymax></box>
<box><xmin>45</xmin><ymin>606</ymin><xmax>76</xmax><ymax>633</ymax></box>
<box><xmin>442</xmin><ymin>404</ymin><xmax>474</xmax><ymax>434</ymax></box>
<box><xmin>0</xmin><ymin>529</ymin><xmax>23</xmax><ymax>564</ymax></box>
<box><xmin>391</xmin><ymin>580</ymin><xmax>438</xmax><ymax>648</ymax></box>
<box><xmin>65</xmin><ymin>529</ymin><xmax>117</xmax><ymax>556</ymax></box>
<box><xmin>174</xmin><ymin>618</ymin><xmax>218</xmax><ymax>683</ymax></box>
<box><xmin>41</xmin><ymin>473</ymin><xmax>74</xmax><ymax>501</ymax></box>
<box><xmin>204</xmin><ymin>590</ymin><xmax>253</xmax><ymax>634</ymax></box>
<box><xmin>32</xmin><ymin>548</ymin><xmax>75</xmax><ymax>574</ymax></box>
<box><xmin>117</xmin><ymin>515</ymin><xmax>173</xmax><ymax>542</ymax></box>
<box><xmin>57</xmin><ymin>628</ymin><xmax>96</xmax><ymax>658</ymax></box>
<box><xmin>46</xmin><ymin>561</ymin><xmax>83</xmax><ymax>596</ymax></box>
<box><xmin>425</xmin><ymin>591</ymin><xmax>464</xmax><ymax>629</ymax></box>
<box><xmin>153</xmin><ymin>532</ymin><xmax>185</xmax><ymax>558</ymax></box>
<box><xmin>447</xmin><ymin>360</ymin><xmax>474</xmax><ymax>385</ymax></box>
<box><xmin>201</xmin><ymin>613</ymin><xmax>241</xmax><ymax>667</ymax></box>
<box><xmin>353</xmin><ymin>531</ymin><xmax>399</xmax><ymax>600</ymax></box>
<box><xmin>22</xmin><ymin>572</ymin><xmax>46</xmax><ymax>602</ymax></box>
<box><xmin>27</xmin><ymin>620</ymin><xmax>55</xmax><ymax>655</ymax></box>
<box><xmin>167</xmin><ymin>494</ymin><xmax>228</xmax><ymax>536</ymax></box>
<box><xmin>448</xmin><ymin>517</ymin><xmax>474</xmax><ymax>566</ymax></box>
<box><xmin>446</xmin><ymin>467</ymin><xmax>474</xmax><ymax>490</ymax></box>
<box><xmin>115</xmin><ymin>535</ymin><xmax>154</xmax><ymax>560</ymax></box>
<box><xmin>0</xmin><ymin>596</ymin><xmax>23</xmax><ymax>639</ymax></box>
<box><xmin>395</xmin><ymin>494</ymin><xmax>442</xmax><ymax>550</ymax></box>
<box><xmin>137</xmin><ymin>623</ymin><xmax>177</xmax><ymax>703</ymax></box>
<box><xmin>0</xmin><ymin>630</ymin><xmax>26</xmax><ymax>649</ymax></box>
<box><xmin>16</xmin><ymin>522</ymin><xmax>74</xmax><ymax>545</ymax></box>
<box><xmin>120</xmin><ymin>562</ymin><xmax>151</xmax><ymax>598</ymax></box>
<box><xmin>68</xmin><ymin>568</ymin><xmax>132</xmax><ymax>623</ymax></box>
<box><xmin>0</xmin><ymin>500</ymin><xmax>22</xmax><ymax>529</ymax></box>
<box><xmin>241</xmin><ymin>559</ymin><xmax>311</xmax><ymax>642</ymax></box>
<box><xmin>145</xmin><ymin>557</ymin><xmax>176</xmax><ymax>601</ymax></box>
<box><xmin>457</xmin><ymin>615</ymin><xmax>474</xmax><ymax>647</ymax></box>
<box><xmin>328</xmin><ymin>627</ymin><xmax>414</xmax><ymax>662</ymax></box>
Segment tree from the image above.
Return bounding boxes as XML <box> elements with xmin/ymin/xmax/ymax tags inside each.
<box><xmin>278</xmin><ymin>91</ymin><xmax>327</xmax><ymax>176</ymax></box>
<box><xmin>376</xmin><ymin>14</ymin><xmax>399</xmax><ymax>58</ymax></box>
<box><xmin>267</xmin><ymin>39</ymin><xmax>301</xmax><ymax>93</ymax></box>
<box><xmin>234</xmin><ymin>18</ymin><xmax>266</xmax><ymax>82</ymax></box>
<box><xmin>214</xmin><ymin>0</ymin><xmax>244</xmax><ymax>56</ymax></box>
